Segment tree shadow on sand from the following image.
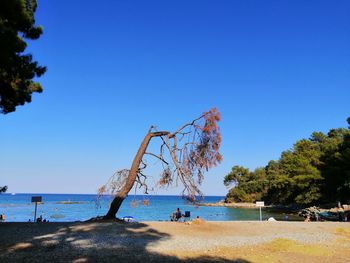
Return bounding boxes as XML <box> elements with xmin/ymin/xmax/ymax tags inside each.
<box><xmin>0</xmin><ymin>221</ymin><xmax>251</xmax><ymax>263</ymax></box>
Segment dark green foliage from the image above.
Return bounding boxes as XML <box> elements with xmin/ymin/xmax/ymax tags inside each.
<box><xmin>224</xmin><ymin>166</ymin><xmax>267</xmax><ymax>202</ymax></box>
<box><xmin>320</xmin><ymin>128</ymin><xmax>350</xmax><ymax>203</ymax></box>
<box><xmin>225</xmin><ymin>117</ymin><xmax>350</xmax><ymax>206</ymax></box>
<box><xmin>0</xmin><ymin>186</ymin><xmax>8</xmax><ymax>193</ymax></box>
<box><xmin>0</xmin><ymin>0</ymin><xmax>46</xmax><ymax>114</ymax></box>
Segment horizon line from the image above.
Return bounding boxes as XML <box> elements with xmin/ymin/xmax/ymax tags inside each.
<box><xmin>1</xmin><ymin>192</ymin><xmax>225</xmax><ymax>197</ymax></box>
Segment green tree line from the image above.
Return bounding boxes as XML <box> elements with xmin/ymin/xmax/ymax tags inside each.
<box><xmin>224</xmin><ymin>117</ymin><xmax>350</xmax><ymax>206</ymax></box>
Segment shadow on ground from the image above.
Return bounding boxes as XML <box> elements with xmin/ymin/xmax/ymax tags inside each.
<box><xmin>0</xmin><ymin>222</ymin><xmax>251</xmax><ymax>263</ymax></box>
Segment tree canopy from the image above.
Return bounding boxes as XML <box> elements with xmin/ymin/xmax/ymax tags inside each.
<box><xmin>0</xmin><ymin>0</ymin><xmax>46</xmax><ymax>114</ymax></box>
<box><xmin>225</xmin><ymin>117</ymin><xmax>350</xmax><ymax>206</ymax></box>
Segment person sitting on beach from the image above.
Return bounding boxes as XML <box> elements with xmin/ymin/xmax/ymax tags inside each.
<box><xmin>171</xmin><ymin>208</ymin><xmax>182</xmax><ymax>221</ymax></box>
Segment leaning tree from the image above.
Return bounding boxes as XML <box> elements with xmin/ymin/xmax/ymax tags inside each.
<box><xmin>99</xmin><ymin>108</ymin><xmax>222</xmax><ymax>219</ymax></box>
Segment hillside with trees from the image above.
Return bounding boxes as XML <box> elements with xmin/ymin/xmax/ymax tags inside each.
<box><xmin>224</xmin><ymin>117</ymin><xmax>350</xmax><ymax>206</ymax></box>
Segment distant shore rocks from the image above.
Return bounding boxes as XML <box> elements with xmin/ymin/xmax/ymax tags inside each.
<box><xmin>298</xmin><ymin>206</ymin><xmax>322</xmax><ymax>220</ymax></box>
<box><xmin>199</xmin><ymin>201</ymin><xmax>350</xmax><ymax>221</ymax></box>
<box><xmin>298</xmin><ymin>205</ymin><xmax>350</xmax><ymax>221</ymax></box>
<box><xmin>50</xmin><ymin>214</ymin><xmax>65</xmax><ymax>219</ymax></box>
<box><xmin>56</xmin><ymin>201</ymin><xmax>86</xmax><ymax>205</ymax></box>
<box><xmin>198</xmin><ymin>200</ymin><xmax>257</xmax><ymax>208</ymax></box>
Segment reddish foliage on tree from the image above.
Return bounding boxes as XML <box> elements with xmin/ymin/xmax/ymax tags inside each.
<box><xmin>98</xmin><ymin>108</ymin><xmax>222</xmax><ymax>219</ymax></box>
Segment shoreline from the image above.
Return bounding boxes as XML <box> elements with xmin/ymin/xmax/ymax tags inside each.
<box><xmin>199</xmin><ymin>201</ymin><xmax>350</xmax><ymax>212</ymax></box>
<box><xmin>198</xmin><ymin>201</ymin><xmax>258</xmax><ymax>208</ymax></box>
<box><xmin>197</xmin><ymin>201</ymin><xmax>292</xmax><ymax>212</ymax></box>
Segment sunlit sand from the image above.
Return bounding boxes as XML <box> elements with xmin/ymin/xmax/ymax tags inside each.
<box><xmin>1</xmin><ymin>220</ymin><xmax>349</xmax><ymax>262</ymax></box>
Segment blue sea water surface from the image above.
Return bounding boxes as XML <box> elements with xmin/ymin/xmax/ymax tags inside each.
<box><xmin>0</xmin><ymin>194</ymin><xmax>290</xmax><ymax>222</ymax></box>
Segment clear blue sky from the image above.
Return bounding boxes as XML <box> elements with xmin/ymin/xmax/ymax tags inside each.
<box><xmin>1</xmin><ymin>0</ymin><xmax>349</xmax><ymax>195</ymax></box>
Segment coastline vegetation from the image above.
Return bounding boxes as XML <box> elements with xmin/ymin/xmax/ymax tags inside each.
<box><xmin>224</xmin><ymin>117</ymin><xmax>350</xmax><ymax>207</ymax></box>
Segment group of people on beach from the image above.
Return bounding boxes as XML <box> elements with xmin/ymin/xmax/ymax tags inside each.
<box><xmin>171</xmin><ymin>208</ymin><xmax>183</xmax><ymax>221</ymax></box>
<box><xmin>171</xmin><ymin>208</ymin><xmax>199</xmax><ymax>222</ymax></box>
<box><xmin>36</xmin><ymin>215</ymin><xmax>48</xmax><ymax>222</ymax></box>
<box><xmin>27</xmin><ymin>215</ymin><xmax>49</xmax><ymax>223</ymax></box>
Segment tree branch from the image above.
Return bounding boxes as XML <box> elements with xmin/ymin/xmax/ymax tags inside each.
<box><xmin>145</xmin><ymin>152</ymin><xmax>169</xmax><ymax>165</ymax></box>
<box><xmin>169</xmin><ymin>114</ymin><xmax>205</xmax><ymax>138</ymax></box>
<box><xmin>150</xmin><ymin>131</ymin><xmax>170</xmax><ymax>137</ymax></box>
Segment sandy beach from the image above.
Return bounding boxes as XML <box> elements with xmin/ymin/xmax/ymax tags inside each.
<box><xmin>1</xmin><ymin>220</ymin><xmax>349</xmax><ymax>262</ymax></box>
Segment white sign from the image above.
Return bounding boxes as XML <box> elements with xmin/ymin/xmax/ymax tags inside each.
<box><xmin>256</xmin><ymin>201</ymin><xmax>264</xmax><ymax>207</ymax></box>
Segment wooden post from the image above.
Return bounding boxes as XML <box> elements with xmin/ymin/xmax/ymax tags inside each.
<box><xmin>31</xmin><ymin>196</ymin><xmax>42</xmax><ymax>222</ymax></box>
<box><xmin>34</xmin><ymin>202</ymin><xmax>38</xmax><ymax>222</ymax></box>
<box><xmin>256</xmin><ymin>201</ymin><xmax>264</xmax><ymax>222</ymax></box>
<box><xmin>259</xmin><ymin>206</ymin><xmax>262</xmax><ymax>221</ymax></box>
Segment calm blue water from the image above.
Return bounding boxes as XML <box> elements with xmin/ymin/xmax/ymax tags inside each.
<box><xmin>0</xmin><ymin>194</ymin><xmax>292</xmax><ymax>222</ymax></box>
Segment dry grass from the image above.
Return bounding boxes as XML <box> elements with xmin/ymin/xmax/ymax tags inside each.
<box><xmin>335</xmin><ymin>227</ymin><xmax>350</xmax><ymax>239</ymax></box>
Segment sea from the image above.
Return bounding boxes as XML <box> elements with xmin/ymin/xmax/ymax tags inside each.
<box><xmin>0</xmin><ymin>193</ymin><xmax>299</xmax><ymax>222</ymax></box>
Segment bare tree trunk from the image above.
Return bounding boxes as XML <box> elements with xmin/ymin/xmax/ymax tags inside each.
<box><xmin>104</xmin><ymin>131</ymin><xmax>169</xmax><ymax>219</ymax></box>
